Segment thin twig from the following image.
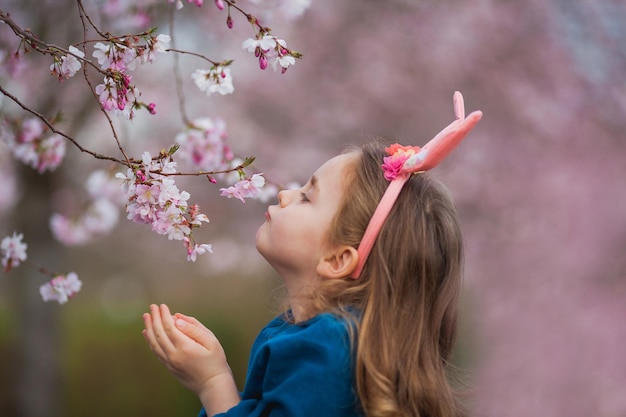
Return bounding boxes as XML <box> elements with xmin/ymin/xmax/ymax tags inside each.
<box><xmin>169</xmin><ymin>8</ymin><xmax>191</xmax><ymax>126</ymax></box>
<box><xmin>0</xmin><ymin>84</ymin><xmax>129</xmax><ymax>166</ymax></box>
<box><xmin>75</xmin><ymin>0</ymin><xmax>132</xmax><ymax>165</ymax></box>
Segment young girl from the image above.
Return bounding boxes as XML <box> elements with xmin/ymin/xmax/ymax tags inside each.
<box><xmin>142</xmin><ymin>92</ymin><xmax>482</xmax><ymax>417</ymax></box>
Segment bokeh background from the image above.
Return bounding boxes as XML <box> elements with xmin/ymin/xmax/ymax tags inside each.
<box><xmin>1</xmin><ymin>0</ymin><xmax>625</xmax><ymax>416</ymax></box>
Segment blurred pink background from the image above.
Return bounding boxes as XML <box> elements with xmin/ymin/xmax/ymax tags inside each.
<box><xmin>1</xmin><ymin>0</ymin><xmax>625</xmax><ymax>416</ymax></box>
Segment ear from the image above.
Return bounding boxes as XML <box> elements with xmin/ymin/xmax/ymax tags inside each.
<box><xmin>316</xmin><ymin>245</ymin><xmax>359</xmax><ymax>280</ymax></box>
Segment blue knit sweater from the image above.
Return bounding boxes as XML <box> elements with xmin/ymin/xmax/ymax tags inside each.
<box><xmin>198</xmin><ymin>312</ymin><xmax>364</xmax><ymax>417</ymax></box>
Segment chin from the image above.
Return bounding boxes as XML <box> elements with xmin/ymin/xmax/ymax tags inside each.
<box><xmin>255</xmin><ymin>227</ymin><xmax>268</xmax><ymax>258</ymax></box>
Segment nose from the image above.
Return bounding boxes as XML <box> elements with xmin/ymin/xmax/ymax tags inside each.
<box><xmin>277</xmin><ymin>189</ymin><xmax>291</xmax><ymax>208</ymax></box>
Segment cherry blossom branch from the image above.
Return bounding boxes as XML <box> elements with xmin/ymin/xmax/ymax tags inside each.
<box><xmin>1</xmin><ymin>7</ymin><xmax>144</xmax><ymax>167</ymax></box>
<box><xmin>0</xmin><ymin>0</ymin><xmax>308</xmax><ymax>303</ymax></box>
<box><xmin>76</xmin><ymin>0</ymin><xmax>110</xmax><ymax>39</ymax></box>
<box><xmin>0</xmin><ymin>10</ymin><xmax>53</xmax><ymax>55</ymax></box>
<box><xmin>162</xmin><ymin>156</ymin><xmax>256</xmax><ymax>178</ymax></box>
<box><xmin>0</xmin><ymin>81</ymin><xmax>254</xmax><ymax>178</ymax></box>
<box><xmin>0</xmin><ymin>84</ymin><xmax>130</xmax><ymax>166</ymax></box>
<box><xmin>0</xmin><ymin>9</ymin><xmax>101</xmax><ymax>75</ymax></box>
<box><xmin>75</xmin><ymin>2</ymin><xmax>132</xmax><ymax>165</ymax></box>
<box><xmin>223</xmin><ymin>0</ymin><xmax>269</xmax><ymax>32</ymax></box>
<box><xmin>1</xmin><ymin>233</ymin><xmax>81</xmax><ymax>304</ymax></box>
<box><xmin>166</xmin><ymin>48</ymin><xmax>232</xmax><ymax>67</ymax></box>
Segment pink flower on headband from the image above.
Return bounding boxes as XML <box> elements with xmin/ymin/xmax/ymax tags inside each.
<box><xmin>381</xmin><ymin>144</ymin><xmax>420</xmax><ymax>180</ymax></box>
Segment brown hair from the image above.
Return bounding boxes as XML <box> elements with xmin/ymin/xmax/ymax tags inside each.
<box><xmin>310</xmin><ymin>141</ymin><xmax>465</xmax><ymax>417</ymax></box>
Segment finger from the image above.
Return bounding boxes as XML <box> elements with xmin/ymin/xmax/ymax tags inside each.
<box><xmin>149</xmin><ymin>304</ymin><xmax>176</xmax><ymax>353</ymax></box>
<box><xmin>172</xmin><ymin>313</ymin><xmax>211</xmax><ymax>343</ymax></box>
<box><xmin>174</xmin><ymin>312</ymin><xmax>205</xmax><ymax>328</ymax></box>
<box><xmin>173</xmin><ymin>312</ymin><xmax>211</xmax><ymax>337</ymax></box>
<box><xmin>142</xmin><ymin>312</ymin><xmax>167</xmax><ymax>359</ymax></box>
<box><xmin>159</xmin><ymin>304</ymin><xmax>187</xmax><ymax>347</ymax></box>
<box><xmin>174</xmin><ymin>316</ymin><xmax>217</xmax><ymax>349</ymax></box>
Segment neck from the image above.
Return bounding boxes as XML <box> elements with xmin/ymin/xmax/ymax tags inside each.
<box><xmin>267</xmin><ymin>260</ymin><xmax>322</xmax><ymax>323</ymax></box>
<box><xmin>283</xmin><ymin>276</ymin><xmax>320</xmax><ymax>323</ymax></box>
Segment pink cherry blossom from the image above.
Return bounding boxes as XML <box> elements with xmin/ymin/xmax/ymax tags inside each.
<box><xmin>192</xmin><ymin>66</ymin><xmax>234</xmax><ymax>96</ymax></box>
<box><xmin>95</xmin><ymin>77</ymin><xmax>118</xmax><ymax>111</ymax></box>
<box><xmin>117</xmin><ymin>152</ymin><xmax>212</xmax><ymax>260</ymax></box>
<box><xmin>186</xmin><ymin>242</ymin><xmax>213</xmax><ymax>262</ymax></box>
<box><xmin>39</xmin><ymin>272</ymin><xmax>82</xmax><ymax>304</ymax></box>
<box><xmin>220</xmin><ymin>173</ymin><xmax>266</xmax><ymax>203</ymax></box>
<box><xmin>242</xmin><ymin>34</ymin><xmax>296</xmax><ymax>72</ymax></box>
<box><xmin>17</xmin><ymin>117</ymin><xmax>45</xmax><ymax>143</ymax></box>
<box><xmin>62</xmin><ymin>46</ymin><xmax>84</xmax><ymax>76</ymax></box>
<box><xmin>50</xmin><ymin>45</ymin><xmax>85</xmax><ymax>80</ymax></box>
<box><xmin>94</xmin><ymin>75</ymin><xmax>142</xmax><ymax>119</ymax></box>
<box><xmin>50</xmin><ymin>198</ymin><xmax>120</xmax><ymax>246</ymax></box>
<box><xmin>50</xmin><ymin>169</ymin><xmax>126</xmax><ymax>246</ymax></box>
<box><xmin>92</xmin><ymin>41</ymin><xmax>137</xmax><ymax>72</ymax></box>
<box><xmin>242</xmin><ymin>35</ymin><xmax>278</xmax><ymax>53</ymax></box>
<box><xmin>145</xmin><ymin>34</ymin><xmax>171</xmax><ymax>63</ymax></box>
<box><xmin>153</xmin><ymin>205</ymin><xmax>190</xmax><ymax>240</ymax></box>
<box><xmin>1</xmin><ymin>232</ymin><xmax>28</xmax><ymax>272</ymax></box>
<box><xmin>188</xmin><ymin>204</ymin><xmax>209</xmax><ymax>226</ymax></box>
<box><xmin>10</xmin><ymin>121</ymin><xmax>66</xmax><ymax>174</ymax></box>
<box><xmin>50</xmin><ymin>214</ymin><xmax>91</xmax><ymax>246</ymax></box>
<box><xmin>174</xmin><ymin>117</ymin><xmax>232</xmax><ymax>171</ymax></box>
<box><xmin>33</xmin><ymin>134</ymin><xmax>66</xmax><ymax>173</ymax></box>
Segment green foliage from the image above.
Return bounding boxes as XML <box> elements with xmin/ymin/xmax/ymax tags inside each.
<box><xmin>0</xmin><ymin>302</ymin><xmax>269</xmax><ymax>417</ymax></box>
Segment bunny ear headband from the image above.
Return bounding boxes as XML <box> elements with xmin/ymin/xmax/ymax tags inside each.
<box><xmin>350</xmin><ymin>91</ymin><xmax>483</xmax><ymax>279</ymax></box>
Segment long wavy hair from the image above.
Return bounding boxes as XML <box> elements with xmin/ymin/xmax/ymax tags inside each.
<box><xmin>309</xmin><ymin>141</ymin><xmax>465</xmax><ymax>417</ymax></box>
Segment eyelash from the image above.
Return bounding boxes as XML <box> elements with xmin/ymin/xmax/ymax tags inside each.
<box><xmin>300</xmin><ymin>192</ymin><xmax>310</xmax><ymax>202</ymax></box>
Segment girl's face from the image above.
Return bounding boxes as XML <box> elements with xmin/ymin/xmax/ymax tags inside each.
<box><xmin>255</xmin><ymin>152</ymin><xmax>356</xmax><ymax>280</ymax></box>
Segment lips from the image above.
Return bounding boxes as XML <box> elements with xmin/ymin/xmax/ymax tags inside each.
<box><xmin>264</xmin><ymin>211</ymin><xmax>271</xmax><ymax>221</ymax></box>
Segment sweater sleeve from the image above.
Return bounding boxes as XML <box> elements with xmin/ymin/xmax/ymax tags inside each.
<box><xmin>199</xmin><ymin>314</ymin><xmax>361</xmax><ymax>417</ymax></box>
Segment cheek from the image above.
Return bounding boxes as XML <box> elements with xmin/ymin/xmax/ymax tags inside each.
<box><xmin>260</xmin><ymin>217</ymin><xmax>321</xmax><ymax>254</ymax></box>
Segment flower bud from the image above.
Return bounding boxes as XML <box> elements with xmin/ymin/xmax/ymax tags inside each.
<box><xmin>226</xmin><ymin>15</ymin><xmax>233</xmax><ymax>29</ymax></box>
<box><xmin>147</xmin><ymin>103</ymin><xmax>157</xmax><ymax>115</ymax></box>
<box><xmin>122</xmin><ymin>74</ymin><xmax>132</xmax><ymax>88</ymax></box>
<box><xmin>259</xmin><ymin>55</ymin><xmax>268</xmax><ymax>70</ymax></box>
<box><xmin>215</xmin><ymin>0</ymin><xmax>225</xmax><ymax>10</ymax></box>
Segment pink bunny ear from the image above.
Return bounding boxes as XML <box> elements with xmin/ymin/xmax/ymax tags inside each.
<box><xmin>407</xmin><ymin>91</ymin><xmax>483</xmax><ymax>173</ymax></box>
<box><xmin>351</xmin><ymin>91</ymin><xmax>483</xmax><ymax>279</ymax></box>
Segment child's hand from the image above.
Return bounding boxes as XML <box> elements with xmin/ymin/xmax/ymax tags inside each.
<box><xmin>142</xmin><ymin>304</ymin><xmax>235</xmax><ymax>399</ymax></box>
